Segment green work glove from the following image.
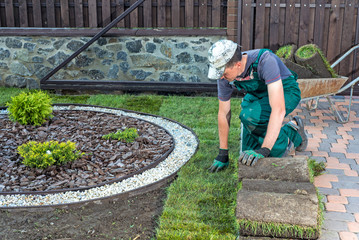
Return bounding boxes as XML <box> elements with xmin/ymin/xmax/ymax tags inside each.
<box><xmin>239</xmin><ymin>147</ymin><xmax>270</xmax><ymax>166</ymax></box>
<box><xmin>208</xmin><ymin>149</ymin><xmax>229</xmax><ymax>172</ymax></box>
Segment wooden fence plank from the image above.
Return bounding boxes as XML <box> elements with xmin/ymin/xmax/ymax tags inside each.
<box><xmin>102</xmin><ymin>0</ymin><xmax>111</xmax><ymax>26</ymax></box>
<box><xmin>339</xmin><ymin>0</ymin><xmax>355</xmax><ymax>76</ymax></box>
<box><xmin>199</xmin><ymin>0</ymin><xmax>207</xmax><ymax>27</ymax></box>
<box><xmin>116</xmin><ymin>0</ymin><xmax>125</xmax><ymax>27</ymax></box>
<box><xmin>60</xmin><ymin>0</ymin><xmax>70</xmax><ymax>27</ymax></box>
<box><xmin>74</xmin><ymin>0</ymin><xmax>84</xmax><ymax>27</ymax></box>
<box><xmin>143</xmin><ymin>0</ymin><xmax>152</xmax><ymax>27</ymax></box>
<box><xmin>19</xmin><ymin>0</ymin><xmax>28</xmax><ymax>27</ymax></box>
<box><xmin>211</xmin><ymin>0</ymin><xmax>220</xmax><ymax>27</ymax></box>
<box><xmin>254</xmin><ymin>0</ymin><xmax>265</xmax><ymax>48</ymax></box>
<box><xmin>5</xmin><ymin>0</ymin><xmax>15</xmax><ymax>27</ymax></box>
<box><xmin>32</xmin><ymin>0</ymin><xmax>42</xmax><ymax>27</ymax></box>
<box><xmin>130</xmin><ymin>0</ymin><xmax>138</xmax><ymax>27</ymax></box>
<box><xmin>46</xmin><ymin>0</ymin><xmax>56</xmax><ymax>27</ymax></box>
<box><xmin>269</xmin><ymin>0</ymin><xmax>280</xmax><ymax>50</ymax></box>
<box><xmin>284</xmin><ymin>0</ymin><xmax>296</xmax><ymax>45</ymax></box>
<box><xmin>88</xmin><ymin>0</ymin><xmax>97</xmax><ymax>27</ymax></box>
<box><xmin>327</xmin><ymin>0</ymin><xmax>341</xmax><ymax>62</ymax></box>
<box><xmin>313</xmin><ymin>0</ymin><xmax>325</xmax><ymax>49</ymax></box>
<box><xmin>298</xmin><ymin>0</ymin><xmax>309</xmax><ymax>46</ymax></box>
<box><xmin>171</xmin><ymin>0</ymin><xmax>179</xmax><ymax>27</ymax></box>
<box><xmin>185</xmin><ymin>0</ymin><xmax>194</xmax><ymax>27</ymax></box>
<box><xmin>241</xmin><ymin>0</ymin><xmax>252</xmax><ymax>50</ymax></box>
<box><xmin>157</xmin><ymin>0</ymin><xmax>166</xmax><ymax>27</ymax></box>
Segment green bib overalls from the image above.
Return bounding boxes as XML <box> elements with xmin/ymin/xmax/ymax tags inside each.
<box><xmin>233</xmin><ymin>49</ymin><xmax>303</xmax><ymax>157</ymax></box>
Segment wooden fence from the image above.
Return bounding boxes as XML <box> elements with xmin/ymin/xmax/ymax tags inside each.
<box><xmin>0</xmin><ymin>0</ymin><xmax>227</xmax><ymax>28</ymax></box>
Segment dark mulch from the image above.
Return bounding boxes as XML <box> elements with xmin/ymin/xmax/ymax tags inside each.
<box><xmin>0</xmin><ymin>109</ymin><xmax>173</xmax><ymax>193</ymax></box>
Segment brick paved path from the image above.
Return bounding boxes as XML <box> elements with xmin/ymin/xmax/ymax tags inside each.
<box><xmin>287</xmin><ymin>96</ymin><xmax>359</xmax><ymax>240</ymax></box>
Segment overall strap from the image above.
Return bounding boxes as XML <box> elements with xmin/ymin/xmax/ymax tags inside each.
<box><xmin>249</xmin><ymin>48</ymin><xmax>272</xmax><ymax>77</ymax></box>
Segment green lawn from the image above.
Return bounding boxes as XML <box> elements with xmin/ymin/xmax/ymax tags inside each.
<box><xmin>0</xmin><ymin>87</ymin><xmax>242</xmax><ymax>239</ymax></box>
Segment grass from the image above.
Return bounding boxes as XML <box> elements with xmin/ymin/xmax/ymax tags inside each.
<box><xmin>275</xmin><ymin>45</ymin><xmax>294</xmax><ymax>59</ymax></box>
<box><xmin>0</xmin><ymin>87</ymin><xmax>242</xmax><ymax>239</ymax></box>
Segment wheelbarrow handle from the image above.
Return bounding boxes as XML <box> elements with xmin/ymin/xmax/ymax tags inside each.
<box><xmin>331</xmin><ymin>44</ymin><xmax>359</xmax><ymax>68</ymax></box>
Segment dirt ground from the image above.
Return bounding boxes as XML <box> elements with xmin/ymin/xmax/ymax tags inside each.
<box><xmin>0</xmin><ymin>183</ymin><xmax>171</xmax><ymax>240</ymax></box>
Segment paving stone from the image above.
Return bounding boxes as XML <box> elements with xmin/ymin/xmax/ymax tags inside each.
<box><xmin>317</xmin><ymin>187</ymin><xmax>340</xmax><ymax>196</ymax></box>
<box><xmin>318</xmin><ymin>142</ymin><xmax>332</xmax><ymax>152</ymax></box>
<box><xmin>238</xmin><ymin>156</ymin><xmax>310</xmax><ymax>182</ymax></box>
<box><xmin>337</xmin><ymin>176</ymin><xmax>359</xmax><ymax>183</ymax></box>
<box><xmin>329</xmin><ymin>152</ymin><xmax>346</xmax><ymax>158</ymax></box>
<box><xmin>326</xmin><ymin>169</ymin><xmax>346</xmax><ymax>176</ymax></box>
<box><xmin>324</xmin><ymin>212</ymin><xmax>355</xmax><ymax>222</ymax></box>
<box><xmin>332</xmin><ymin>182</ymin><xmax>359</xmax><ymax>189</ymax></box>
<box><xmin>348</xmin><ymin>197</ymin><xmax>359</xmax><ymax>204</ymax></box>
<box><xmin>323</xmin><ymin>219</ymin><xmax>349</xmax><ymax>231</ymax></box>
<box><xmin>346</xmin><ymin>204</ymin><xmax>359</xmax><ymax>214</ymax></box>
<box><xmin>338</xmin><ymin>159</ymin><xmax>358</xmax><ymax>165</ymax></box>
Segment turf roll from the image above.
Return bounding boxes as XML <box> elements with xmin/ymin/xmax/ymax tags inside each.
<box><xmin>294</xmin><ymin>44</ymin><xmax>337</xmax><ymax>78</ymax></box>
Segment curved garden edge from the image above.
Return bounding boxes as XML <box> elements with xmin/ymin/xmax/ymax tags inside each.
<box><xmin>0</xmin><ymin>104</ymin><xmax>200</xmax><ymax>210</ymax></box>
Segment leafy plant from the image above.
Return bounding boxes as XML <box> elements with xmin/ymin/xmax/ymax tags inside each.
<box><xmin>18</xmin><ymin>140</ymin><xmax>85</xmax><ymax>169</ymax></box>
<box><xmin>308</xmin><ymin>158</ymin><xmax>326</xmax><ymax>182</ymax></box>
<box><xmin>6</xmin><ymin>90</ymin><xmax>53</xmax><ymax>126</ymax></box>
<box><xmin>102</xmin><ymin>128</ymin><xmax>139</xmax><ymax>142</ymax></box>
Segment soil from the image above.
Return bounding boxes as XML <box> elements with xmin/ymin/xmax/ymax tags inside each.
<box><xmin>0</xmin><ymin>108</ymin><xmax>175</xmax><ymax>239</ymax></box>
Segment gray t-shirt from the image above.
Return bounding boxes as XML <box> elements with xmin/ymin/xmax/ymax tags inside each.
<box><xmin>217</xmin><ymin>49</ymin><xmax>292</xmax><ymax>101</ymax></box>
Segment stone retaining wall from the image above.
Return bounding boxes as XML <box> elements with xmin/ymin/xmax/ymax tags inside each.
<box><xmin>0</xmin><ymin>35</ymin><xmax>225</xmax><ymax>89</ymax></box>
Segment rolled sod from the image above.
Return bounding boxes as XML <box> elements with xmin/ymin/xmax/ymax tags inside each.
<box><xmin>294</xmin><ymin>44</ymin><xmax>337</xmax><ymax>78</ymax></box>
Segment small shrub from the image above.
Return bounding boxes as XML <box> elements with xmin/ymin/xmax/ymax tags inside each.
<box><xmin>18</xmin><ymin>140</ymin><xmax>85</xmax><ymax>169</ymax></box>
<box><xmin>6</xmin><ymin>90</ymin><xmax>53</xmax><ymax>126</ymax></box>
<box><xmin>102</xmin><ymin>128</ymin><xmax>139</xmax><ymax>142</ymax></box>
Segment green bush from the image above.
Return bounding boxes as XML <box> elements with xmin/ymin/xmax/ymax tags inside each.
<box><xmin>18</xmin><ymin>140</ymin><xmax>85</xmax><ymax>169</ymax></box>
<box><xmin>102</xmin><ymin>128</ymin><xmax>139</xmax><ymax>142</ymax></box>
<box><xmin>6</xmin><ymin>90</ymin><xmax>53</xmax><ymax>126</ymax></box>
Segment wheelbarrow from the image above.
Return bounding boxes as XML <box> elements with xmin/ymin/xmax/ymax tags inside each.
<box><xmin>298</xmin><ymin>44</ymin><xmax>359</xmax><ymax>124</ymax></box>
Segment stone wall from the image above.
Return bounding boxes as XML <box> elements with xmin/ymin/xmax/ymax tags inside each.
<box><xmin>0</xmin><ymin>35</ymin><xmax>225</xmax><ymax>89</ymax></box>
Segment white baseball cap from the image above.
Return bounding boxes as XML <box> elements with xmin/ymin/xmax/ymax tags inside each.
<box><xmin>208</xmin><ymin>40</ymin><xmax>238</xmax><ymax>79</ymax></box>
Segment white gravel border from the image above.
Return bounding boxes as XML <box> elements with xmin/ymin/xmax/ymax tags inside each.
<box><xmin>0</xmin><ymin>106</ymin><xmax>199</xmax><ymax>207</ymax></box>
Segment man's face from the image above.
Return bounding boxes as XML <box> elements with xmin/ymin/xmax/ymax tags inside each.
<box><xmin>222</xmin><ymin>62</ymin><xmax>241</xmax><ymax>82</ymax></box>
